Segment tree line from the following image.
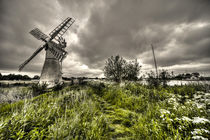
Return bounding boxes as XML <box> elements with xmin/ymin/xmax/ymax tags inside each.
<box><xmin>0</xmin><ymin>55</ymin><xmax>206</xmax><ymax>83</ymax></box>
<box><xmin>103</xmin><ymin>55</ymin><xmax>205</xmax><ymax>86</ymax></box>
<box><xmin>0</xmin><ymin>73</ymin><xmax>39</xmax><ymax>80</ymax></box>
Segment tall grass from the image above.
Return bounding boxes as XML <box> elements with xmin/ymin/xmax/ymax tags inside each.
<box><xmin>0</xmin><ymin>82</ymin><xmax>209</xmax><ymax>139</ymax></box>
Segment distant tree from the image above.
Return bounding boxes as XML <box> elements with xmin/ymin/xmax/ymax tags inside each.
<box><xmin>0</xmin><ymin>74</ymin><xmax>31</xmax><ymax>80</ymax></box>
<box><xmin>23</xmin><ymin>75</ymin><xmax>31</xmax><ymax>80</ymax></box>
<box><xmin>146</xmin><ymin>71</ymin><xmax>159</xmax><ymax>87</ymax></box>
<box><xmin>104</xmin><ymin>55</ymin><xmax>141</xmax><ymax>83</ymax></box>
<box><xmin>185</xmin><ymin>73</ymin><xmax>192</xmax><ymax>79</ymax></box>
<box><xmin>33</xmin><ymin>75</ymin><xmax>40</xmax><ymax>80</ymax></box>
<box><xmin>175</xmin><ymin>74</ymin><xmax>184</xmax><ymax>80</ymax></box>
<box><xmin>147</xmin><ymin>69</ymin><xmax>172</xmax><ymax>87</ymax></box>
<box><xmin>159</xmin><ymin>69</ymin><xmax>171</xmax><ymax>87</ymax></box>
<box><xmin>104</xmin><ymin>55</ymin><xmax>126</xmax><ymax>83</ymax></box>
<box><xmin>123</xmin><ymin>59</ymin><xmax>141</xmax><ymax>81</ymax></box>
<box><xmin>192</xmin><ymin>72</ymin><xmax>200</xmax><ymax>78</ymax></box>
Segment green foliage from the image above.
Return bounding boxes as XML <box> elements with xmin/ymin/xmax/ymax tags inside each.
<box><xmin>104</xmin><ymin>55</ymin><xmax>141</xmax><ymax>83</ymax></box>
<box><xmin>123</xmin><ymin>59</ymin><xmax>141</xmax><ymax>81</ymax></box>
<box><xmin>147</xmin><ymin>70</ymin><xmax>172</xmax><ymax>87</ymax></box>
<box><xmin>0</xmin><ymin>73</ymin><xmax>31</xmax><ymax>80</ymax></box>
<box><xmin>159</xmin><ymin>69</ymin><xmax>172</xmax><ymax>87</ymax></box>
<box><xmin>146</xmin><ymin>71</ymin><xmax>160</xmax><ymax>87</ymax></box>
<box><xmin>31</xmin><ymin>83</ymin><xmax>48</xmax><ymax>96</ymax></box>
<box><xmin>104</xmin><ymin>55</ymin><xmax>127</xmax><ymax>83</ymax></box>
<box><xmin>0</xmin><ymin>83</ymin><xmax>209</xmax><ymax>139</ymax></box>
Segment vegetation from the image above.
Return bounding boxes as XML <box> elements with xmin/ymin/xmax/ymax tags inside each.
<box><xmin>147</xmin><ymin>70</ymin><xmax>172</xmax><ymax>87</ymax></box>
<box><xmin>104</xmin><ymin>55</ymin><xmax>141</xmax><ymax>83</ymax></box>
<box><xmin>123</xmin><ymin>59</ymin><xmax>141</xmax><ymax>81</ymax></box>
<box><xmin>0</xmin><ymin>82</ymin><xmax>209</xmax><ymax>139</ymax></box>
<box><xmin>0</xmin><ymin>73</ymin><xmax>40</xmax><ymax>81</ymax></box>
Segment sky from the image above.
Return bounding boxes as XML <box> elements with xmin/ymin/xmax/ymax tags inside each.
<box><xmin>0</xmin><ymin>0</ymin><xmax>210</xmax><ymax>77</ymax></box>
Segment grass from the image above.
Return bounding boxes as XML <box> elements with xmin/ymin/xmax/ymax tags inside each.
<box><xmin>0</xmin><ymin>82</ymin><xmax>209</xmax><ymax>139</ymax></box>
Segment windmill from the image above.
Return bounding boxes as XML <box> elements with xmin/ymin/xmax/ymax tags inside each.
<box><xmin>19</xmin><ymin>17</ymin><xmax>75</xmax><ymax>87</ymax></box>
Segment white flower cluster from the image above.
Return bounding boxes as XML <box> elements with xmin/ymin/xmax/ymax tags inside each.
<box><xmin>191</xmin><ymin>128</ymin><xmax>210</xmax><ymax>135</ymax></box>
<box><xmin>167</xmin><ymin>96</ymin><xmax>179</xmax><ymax>109</ymax></box>
<box><xmin>192</xmin><ymin>135</ymin><xmax>208</xmax><ymax>140</ymax></box>
<box><xmin>175</xmin><ymin>116</ymin><xmax>210</xmax><ymax>124</ymax></box>
<box><xmin>192</xmin><ymin>117</ymin><xmax>210</xmax><ymax>124</ymax></box>
<box><xmin>181</xmin><ymin>116</ymin><xmax>192</xmax><ymax>122</ymax></box>
<box><xmin>159</xmin><ymin>109</ymin><xmax>173</xmax><ymax>121</ymax></box>
<box><xmin>160</xmin><ymin>109</ymin><xmax>170</xmax><ymax>114</ymax></box>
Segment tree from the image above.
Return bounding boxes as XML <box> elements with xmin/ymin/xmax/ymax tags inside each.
<box><xmin>104</xmin><ymin>55</ymin><xmax>141</xmax><ymax>83</ymax></box>
<box><xmin>124</xmin><ymin>59</ymin><xmax>141</xmax><ymax>81</ymax></box>
<box><xmin>159</xmin><ymin>69</ymin><xmax>171</xmax><ymax>87</ymax></box>
<box><xmin>104</xmin><ymin>55</ymin><xmax>126</xmax><ymax>83</ymax></box>
<box><xmin>33</xmin><ymin>75</ymin><xmax>40</xmax><ymax>80</ymax></box>
<box><xmin>146</xmin><ymin>69</ymin><xmax>172</xmax><ymax>87</ymax></box>
<box><xmin>146</xmin><ymin>71</ymin><xmax>159</xmax><ymax>87</ymax></box>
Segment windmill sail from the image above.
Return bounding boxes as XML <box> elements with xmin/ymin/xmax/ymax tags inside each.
<box><xmin>30</xmin><ymin>28</ymin><xmax>50</xmax><ymax>42</ymax></box>
<box><xmin>49</xmin><ymin>17</ymin><xmax>75</xmax><ymax>42</ymax></box>
<box><xmin>18</xmin><ymin>46</ymin><xmax>45</xmax><ymax>71</ymax></box>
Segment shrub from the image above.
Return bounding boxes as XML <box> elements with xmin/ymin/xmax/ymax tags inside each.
<box><xmin>104</xmin><ymin>55</ymin><xmax>141</xmax><ymax>83</ymax></box>
<box><xmin>31</xmin><ymin>83</ymin><xmax>47</xmax><ymax>96</ymax></box>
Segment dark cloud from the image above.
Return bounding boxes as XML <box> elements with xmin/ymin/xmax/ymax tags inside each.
<box><xmin>69</xmin><ymin>0</ymin><xmax>210</xmax><ymax>75</ymax></box>
<box><xmin>0</xmin><ymin>0</ymin><xmax>210</xmax><ymax>76</ymax></box>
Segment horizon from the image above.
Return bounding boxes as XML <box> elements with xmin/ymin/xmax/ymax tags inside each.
<box><xmin>0</xmin><ymin>0</ymin><xmax>210</xmax><ymax>77</ymax></box>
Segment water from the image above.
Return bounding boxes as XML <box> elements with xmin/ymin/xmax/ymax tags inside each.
<box><xmin>0</xmin><ymin>80</ymin><xmax>38</xmax><ymax>84</ymax></box>
<box><xmin>167</xmin><ymin>80</ymin><xmax>210</xmax><ymax>86</ymax></box>
<box><xmin>1</xmin><ymin>80</ymin><xmax>210</xmax><ymax>86</ymax></box>
<box><xmin>138</xmin><ymin>80</ymin><xmax>210</xmax><ymax>86</ymax></box>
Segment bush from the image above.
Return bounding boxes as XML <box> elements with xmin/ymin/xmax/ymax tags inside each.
<box><xmin>31</xmin><ymin>83</ymin><xmax>48</xmax><ymax>96</ymax></box>
<box><xmin>104</xmin><ymin>55</ymin><xmax>141</xmax><ymax>83</ymax></box>
<box><xmin>146</xmin><ymin>70</ymin><xmax>172</xmax><ymax>87</ymax></box>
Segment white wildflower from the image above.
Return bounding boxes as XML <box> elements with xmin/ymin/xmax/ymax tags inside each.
<box><xmin>168</xmin><ymin>97</ymin><xmax>176</xmax><ymax>104</ymax></box>
<box><xmin>181</xmin><ymin>116</ymin><xmax>192</xmax><ymax>122</ymax></box>
<box><xmin>205</xmin><ymin>99</ymin><xmax>210</xmax><ymax>104</ymax></box>
<box><xmin>192</xmin><ymin>117</ymin><xmax>210</xmax><ymax>124</ymax></box>
<box><xmin>194</xmin><ymin>94</ymin><xmax>202</xmax><ymax>99</ymax></box>
<box><xmin>192</xmin><ymin>135</ymin><xmax>208</xmax><ymax>140</ymax></box>
<box><xmin>191</xmin><ymin>129</ymin><xmax>202</xmax><ymax>135</ymax></box>
<box><xmin>0</xmin><ymin>122</ymin><xmax>4</xmax><ymax>128</ymax></box>
<box><xmin>195</xmin><ymin>102</ymin><xmax>205</xmax><ymax>109</ymax></box>
<box><xmin>169</xmin><ymin>118</ymin><xmax>173</xmax><ymax>122</ymax></box>
<box><xmin>199</xmin><ymin>129</ymin><xmax>210</xmax><ymax>134</ymax></box>
<box><xmin>204</xmin><ymin>93</ymin><xmax>210</xmax><ymax>98</ymax></box>
<box><xmin>160</xmin><ymin>109</ymin><xmax>170</xmax><ymax>114</ymax></box>
<box><xmin>175</xmin><ymin>117</ymin><xmax>180</xmax><ymax>121</ymax></box>
<box><xmin>179</xmin><ymin>125</ymin><xmax>184</xmax><ymax>130</ymax></box>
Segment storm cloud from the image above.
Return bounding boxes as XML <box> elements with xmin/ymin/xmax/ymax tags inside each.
<box><xmin>0</xmin><ymin>0</ymin><xmax>210</xmax><ymax>77</ymax></box>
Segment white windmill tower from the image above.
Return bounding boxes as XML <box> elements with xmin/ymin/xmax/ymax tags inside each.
<box><xmin>19</xmin><ymin>17</ymin><xmax>75</xmax><ymax>87</ymax></box>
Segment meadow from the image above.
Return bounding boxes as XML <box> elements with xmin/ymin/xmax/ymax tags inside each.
<box><xmin>0</xmin><ymin>82</ymin><xmax>209</xmax><ymax>139</ymax></box>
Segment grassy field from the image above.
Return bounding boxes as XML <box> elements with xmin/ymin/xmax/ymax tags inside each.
<box><xmin>0</xmin><ymin>82</ymin><xmax>209</xmax><ymax>139</ymax></box>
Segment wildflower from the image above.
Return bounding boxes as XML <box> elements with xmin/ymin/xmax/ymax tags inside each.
<box><xmin>192</xmin><ymin>135</ymin><xmax>208</xmax><ymax>140</ymax></box>
<box><xmin>194</xmin><ymin>94</ymin><xmax>202</xmax><ymax>99</ymax></box>
<box><xmin>181</xmin><ymin>116</ymin><xmax>192</xmax><ymax>122</ymax></box>
<box><xmin>191</xmin><ymin>129</ymin><xmax>202</xmax><ymax>135</ymax></box>
<box><xmin>160</xmin><ymin>109</ymin><xmax>170</xmax><ymax>114</ymax></box>
<box><xmin>192</xmin><ymin>117</ymin><xmax>210</xmax><ymax>124</ymax></box>
<box><xmin>194</xmin><ymin>102</ymin><xmax>205</xmax><ymax>109</ymax></box>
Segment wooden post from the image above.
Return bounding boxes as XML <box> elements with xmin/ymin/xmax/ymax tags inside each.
<box><xmin>151</xmin><ymin>44</ymin><xmax>158</xmax><ymax>79</ymax></box>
